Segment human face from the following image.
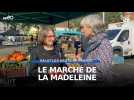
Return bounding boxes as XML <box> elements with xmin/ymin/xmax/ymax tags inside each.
<box><xmin>124</xmin><ymin>12</ymin><xmax>134</xmax><ymax>20</ymax></box>
<box><xmin>43</xmin><ymin>30</ymin><xmax>55</xmax><ymax>46</ymax></box>
<box><xmin>129</xmin><ymin>13</ymin><xmax>134</xmax><ymax>20</ymax></box>
<box><xmin>80</xmin><ymin>25</ymin><xmax>94</xmax><ymax>39</ymax></box>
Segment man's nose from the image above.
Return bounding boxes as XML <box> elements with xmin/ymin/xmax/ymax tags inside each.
<box><xmin>80</xmin><ymin>29</ymin><xmax>85</xmax><ymax>33</ymax></box>
<box><xmin>80</xmin><ymin>30</ymin><xmax>85</xmax><ymax>35</ymax></box>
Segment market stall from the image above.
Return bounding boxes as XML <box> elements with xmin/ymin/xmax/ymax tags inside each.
<box><xmin>0</xmin><ymin>51</ymin><xmax>29</xmax><ymax>78</ymax></box>
<box><xmin>0</xmin><ymin>12</ymin><xmax>91</xmax><ymax>79</ymax></box>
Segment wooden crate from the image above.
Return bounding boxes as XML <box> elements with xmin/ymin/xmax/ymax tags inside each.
<box><xmin>0</xmin><ymin>68</ymin><xmax>26</xmax><ymax>78</ymax></box>
<box><xmin>0</xmin><ymin>61</ymin><xmax>27</xmax><ymax>78</ymax></box>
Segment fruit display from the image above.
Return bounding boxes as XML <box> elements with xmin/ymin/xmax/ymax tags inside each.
<box><xmin>8</xmin><ymin>51</ymin><xmax>27</xmax><ymax>62</ymax></box>
<box><xmin>0</xmin><ymin>51</ymin><xmax>28</xmax><ymax>77</ymax></box>
<box><xmin>61</xmin><ymin>43</ymin><xmax>68</xmax><ymax>50</ymax></box>
<box><xmin>0</xmin><ymin>56</ymin><xmax>8</xmax><ymax>63</ymax></box>
<box><xmin>0</xmin><ymin>51</ymin><xmax>27</xmax><ymax>63</ymax></box>
<box><xmin>64</xmin><ymin>53</ymin><xmax>81</xmax><ymax>68</ymax></box>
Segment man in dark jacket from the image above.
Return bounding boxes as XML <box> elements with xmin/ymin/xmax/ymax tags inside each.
<box><xmin>28</xmin><ymin>26</ymin><xmax>73</xmax><ymax>87</ymax></box>
<box><xmin>29</xmin><ymin>27</ymin><xmax>64</xmax><ymax>76</ymax></box>
<box><xmin>74</xmin><ymin>36</ymin><xmax>81</xmax><ymax>56</ymax></box>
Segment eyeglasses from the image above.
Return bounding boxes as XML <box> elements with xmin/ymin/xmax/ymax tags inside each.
<box><xmin>79</xmin><ymin>25</ymin><xmax>91</xmax><ymax>30</ymax></box>
<box><xmin>46</xmin><ymin>35</ymin><xmax>55</xmax><ymax>38</ymax></box>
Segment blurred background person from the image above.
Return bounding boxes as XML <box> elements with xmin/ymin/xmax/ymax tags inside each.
<box><xmin>74</xmin><ymin>36</ymin><xmax>81</xmax><ymax>59</ymax></box>
<box><xmin>68</xmin><ymin>37</ymin><xmax>72</xmax><ymax>50</ymax></box>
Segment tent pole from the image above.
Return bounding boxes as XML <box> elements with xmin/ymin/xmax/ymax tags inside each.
<box><xmin>68</xmin><ymin>19</ymin><xmax>69</xmax><ymax>29</ymax></box>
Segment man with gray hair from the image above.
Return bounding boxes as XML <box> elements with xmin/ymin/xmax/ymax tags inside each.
<box><xmin>78</xmin><ymin>14</ymin><xmax>114</xmax><ymax>86</ymax></box>
<box><xmin>29</xmin><ymin>26</ymin><xmax>64</xmax><ymax>77</ymax></box>
<box><xmin>28</xmin><ymin>26</ymin><xmax>74</xmax><ymax>87</ymax></box>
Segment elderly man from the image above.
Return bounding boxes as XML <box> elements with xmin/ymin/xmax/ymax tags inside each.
<box><xmin>29</xmin><ymin>26</ymin><xmax>65</xmax><ymax>77</ymax></box>
<box><xmin>28</xmin><ymin>26</ymin><xmax>74</xmax><ymax>87</ymax></box>
<box><xmin>79</xmin><ymin>14</ymin><xmax>114</xmax><ymax>86</ymax></box>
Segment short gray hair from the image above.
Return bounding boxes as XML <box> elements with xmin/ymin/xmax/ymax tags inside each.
<box><xmin>38</xmin><ymin>26</ymin><xmax>54</xmax><ymax>44</ymax></box>
<box><xmin>80</xmin><ymin>14</ymin><xmax>105</xmax><ymax>34</ymax></box>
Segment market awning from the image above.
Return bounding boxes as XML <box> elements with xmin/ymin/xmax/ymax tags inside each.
<box><xmin>0</xmin><ymin>12</ymin><xmax>92</xmax><ymax>25</ymax></box>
